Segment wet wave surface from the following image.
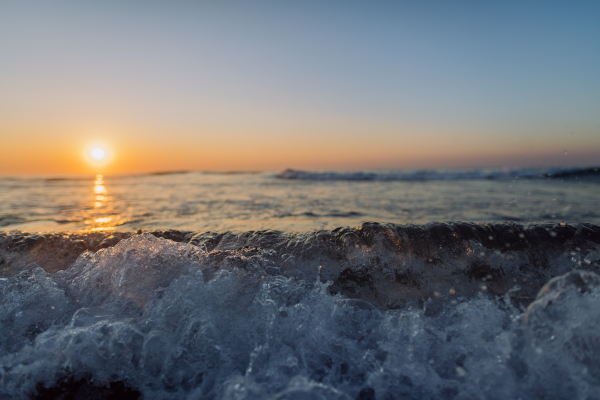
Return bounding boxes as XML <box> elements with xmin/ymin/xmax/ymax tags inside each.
<box><xmin>277</xmin><ymin>166</ymin><xmax>600</xmax><ymax>181</ymax></box>
<box><xmin>2</xmin><ymin>222</ymin><xmax>600</xmax><ymax>399</ymax></box>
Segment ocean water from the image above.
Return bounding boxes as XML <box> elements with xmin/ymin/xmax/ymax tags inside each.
<box><xmin>1</xmin><ymin>167</ymin><xmax>599</xmax><ymax>233</ymax></box>
<box><xmin>1</xmin><ymin>167</ymin><xmax>600</xmax><ymax>399</ymax></box>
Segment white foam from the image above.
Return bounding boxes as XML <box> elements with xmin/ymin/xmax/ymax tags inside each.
<box><xmin>1</xmin><ymin>234</ymin><xmax>600</xmax><ymax>399</ymax></box>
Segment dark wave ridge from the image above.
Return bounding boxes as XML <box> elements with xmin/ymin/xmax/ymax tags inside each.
<box><xmin>277</xmin><ymin>166</ymin><xmax>600</xmax><ymax>181</ymax></box>
<box><xmin>2</xmin><ymin>222</ymin><xmax>599</xmax><ymax>309</ymax></box>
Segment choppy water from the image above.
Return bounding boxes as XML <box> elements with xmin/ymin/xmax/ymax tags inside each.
<box><xmin>1</xmin><ymin>167</ymin><xmax>600</xmax><ymax>399</ymax></box>
<box><xmin>1</xmin><ymin>166</ymin><xmax>599</xmax><ymax>233</ymax></box>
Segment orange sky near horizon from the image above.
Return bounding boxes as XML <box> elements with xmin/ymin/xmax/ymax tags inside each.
<box><xmin>1</xmin><ymin>1</ymin><xmax>599</xmax><ymax>176</ymax></box>
<box><xmin>1</xmin><ymin>120</ymin><xmax>599</xmax><ymax>176</ymax></box>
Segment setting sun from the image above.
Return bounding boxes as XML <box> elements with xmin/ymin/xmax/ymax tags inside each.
<box><xmin>83</xmin><ymin>144</ymin><xmax>113</xmax><ymax>169</ymax></box>
<box><xmin>92</xmin><ymin>148</ymin><xmax>105</xmax><ymax>160</ymax></box>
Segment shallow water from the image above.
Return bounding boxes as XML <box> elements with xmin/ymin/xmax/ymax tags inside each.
<box><xmin>1</xmin><ymin>168</ymin><xmax>600</xmax><ymax>399</ymax></box>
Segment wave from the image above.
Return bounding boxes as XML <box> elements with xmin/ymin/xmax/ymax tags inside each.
<box><xmin>2</xmin><ymin>222</ymin><xmax>599</xmax><ymax>305</ymax></box>
<box><xmin>277</xmin><ymin>166</ymin><xmax>600</xmax><ymax>182</ymax></box>
<box><xmin>143</xmin><ymin>171</ymin><xmax>261</xmax><ymax>177</ymax></box>
<box><xmin>146</xmin><ymin>170</ymin><xmax>192</xmax><ymax>176</ymax></box>
<box><xmin>0</xmin><ymin>215</ymin><xmax>26</xmax><ymax>228</ymax></box>
<box><xmin>1</xmin><ymin>223</ymin><xmax>600</xmax><ymax>399</ymax></box>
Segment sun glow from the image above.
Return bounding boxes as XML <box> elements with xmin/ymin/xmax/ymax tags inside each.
<box><xmin>84</xmin><ymin>144</ymin><xmax>113</xmax><ymax>168</ymax></box>
<box><xmin>92</xmin><ymin>148</ymin><xmax>105</xmax><ymax>160</ymax></box>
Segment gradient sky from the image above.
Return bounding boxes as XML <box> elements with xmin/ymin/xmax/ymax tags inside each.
<box><xmin>1</xmin><ymin>0</ymin><xmax>599</xmax><ymax>175</ymax></box>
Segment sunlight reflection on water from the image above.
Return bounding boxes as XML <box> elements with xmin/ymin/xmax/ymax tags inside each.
<box><xmin>0</xmin><ymin>170</ymin><xmax>599</xmax><ymax>233</ymax></box>
<box><xmin>84</xmin><ymin>175</ymin><xmax>130</xmax><ymax>232</ymax></box>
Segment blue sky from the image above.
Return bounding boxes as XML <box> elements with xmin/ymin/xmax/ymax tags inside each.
<box><xmin>1</xmin><ymin>0</ymin><xmax>599</xmax><ymax>173</ymax></box>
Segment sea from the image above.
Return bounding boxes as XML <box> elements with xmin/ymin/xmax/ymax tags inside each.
<box><xmin>1</xmin><ymin>166</ymin><xmax>600</xmax><ymax>399</ymax></box>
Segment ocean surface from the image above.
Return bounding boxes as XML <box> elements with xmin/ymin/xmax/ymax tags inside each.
<box><xmin>1</xmin><ymin>167</ymin><xmax>600</xmax><ymax>399</ymax></box>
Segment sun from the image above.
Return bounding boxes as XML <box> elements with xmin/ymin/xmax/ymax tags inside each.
<box><xmin>92</xmin><ymin>148</ymin><xmax>105</xmax><ymax>160</ymax></box>
<box><xmin>84</xmin><ymin>143</ymin><xmax>113</xmax><ymax>168</ymax></box>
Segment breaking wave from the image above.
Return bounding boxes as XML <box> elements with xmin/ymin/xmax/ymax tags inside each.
<box><xmin>276</xmin><ymin>166</ymin><xmax>600</xmax><ymax>181</ymax></box>
<box><xmin>1</xmin><ymin>222</ymin><xmax>600</xmax><ymax>399</ymax></box>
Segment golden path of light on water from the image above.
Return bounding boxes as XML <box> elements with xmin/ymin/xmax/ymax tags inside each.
<box><xmin>52</xmin><ymin>174</ymin><xmax>131</xmax><ymax>231</ymax></box>
<box><xmin>82</xmin><ymin>174</ymin><xmax>130</xmax><ymax>232</ymax></box>
<box><xmin>94</xmin><ymin>184</ymin><xmax>106</xmax><ymax>194</ymax></box>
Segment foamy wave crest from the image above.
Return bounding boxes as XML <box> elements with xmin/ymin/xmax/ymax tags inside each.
<box><xmin>277</xmin><ymin>166</ymin><xmax>600</xmax><ymax>181</ymax></box>
<box><xmin>1</xmin><ymin>224</ymin><xmax>600</xmax><ymax>398</ymax></box>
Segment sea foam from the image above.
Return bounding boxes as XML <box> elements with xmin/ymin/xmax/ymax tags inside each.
<box><xmin>1</xmin><ymin>225</ymin><xmax>600</xmax><ymax>399</ymax></box>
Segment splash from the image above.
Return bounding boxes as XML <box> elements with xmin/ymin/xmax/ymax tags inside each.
<box><xmin>1</xmin><ymin>224</ymin><xmax>600</xmax><ymax>398</ymax></box>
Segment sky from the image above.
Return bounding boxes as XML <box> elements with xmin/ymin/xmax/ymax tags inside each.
<box><xmin>0</xmin><ymin>0</ymin><xmax>599</xmax><ymax>175</ymax></box>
